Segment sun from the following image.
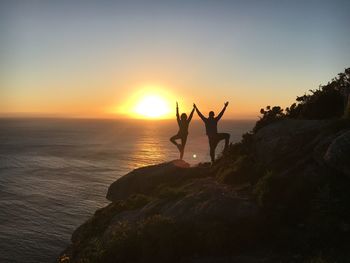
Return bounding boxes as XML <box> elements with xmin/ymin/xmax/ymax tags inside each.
<box><xmin>113</xmin><ymin>85</ymin><xmax>174</xmax><ymax>119</ymax></box>
<box><xmin>133</xmin><ymin>94</ymin><xmax>171</xmax><ymax>119</ymax></box>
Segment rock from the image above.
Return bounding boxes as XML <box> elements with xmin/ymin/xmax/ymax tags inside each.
<box><xmin>106</xmin><ymin>160</ymin><xmax>257</xmax><ymax>224</ymax></box>
<box><xmin>324</xmin><ymin>129</ymin><xmax>350</xmax><ymax>176</ymax></box>
<box><xmin>159</xmin><ymin>178</ymin><xmax>258</xmax><ymax>223</ymax></box>
<box><xmin>254</xmin><ymin>119</ymin><xmax>330</xmax><ymax>168</ymax></box>
<box><xmin>106</xmin><ymin>160</ymin><xmax>206</xmax><ymax>201</ymax></box>
<box><xmin>108</xmin><ymin>178</ymin><xmax>257</xmax><ymax>225</ymax></box>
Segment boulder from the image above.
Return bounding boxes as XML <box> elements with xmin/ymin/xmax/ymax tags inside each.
<box><xmin>254</xmin><ymin>119</ymin><xmax>330</xmax><ymax>168</ymax></box>
<box><xmin>324</xmin><ymin>129</ymin><xmax>350</xmax><ymax>176</ymax></box>
<box><xmin>106</xmin><ymin>160</ymin><xmax>206</xmax><ymax>201</ymax></box>
<box><xmin>108</xmin><ymin>178</ymin><xmax>257</xmax><ymax>225</ymax></box>
<box><xmin>159</xmin><ymin>178</ymin><xmax>257</xmax><ymax>223</ymax></box>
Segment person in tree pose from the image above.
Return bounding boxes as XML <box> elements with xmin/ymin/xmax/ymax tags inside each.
<box><xmin>170</xmin><ymin>102</ymin><xmax>195</xmax><ymax>160</ymax></box>
<box><xmin>194</xmin><ymin>102</ymin><xmax>230</xmax><ymax>163</ymax></box>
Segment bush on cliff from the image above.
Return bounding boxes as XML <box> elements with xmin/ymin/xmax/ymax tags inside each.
<box><xmin>253</xmin><ymin>106</ymin><xmax>285</xmax><ymax>133</ymax></box>
<box><xmin>286</xmin><ymin>68</ymin><xmax>349</xmax><ymax>120</ymax></box>
<box><xmin>251</xmin><ymin>68</ymin><xmax>349</xmax><ymax>133</ymax></box>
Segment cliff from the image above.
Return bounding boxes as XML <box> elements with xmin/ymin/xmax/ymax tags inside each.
<box><xmin>58</xmin><ymin>118</ymin><xmax>350</xmax><ymax>263</ymax></box>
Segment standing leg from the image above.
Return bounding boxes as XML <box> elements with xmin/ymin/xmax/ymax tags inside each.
<box><xmin>208</xmin><ymin>136</ymin><xmax>218</xmax><ymax>163</ymax></box>
<box><xmin>180</xmin><ymin>135</ymin><xmax>187</xmax><ymax>160</ymax></box>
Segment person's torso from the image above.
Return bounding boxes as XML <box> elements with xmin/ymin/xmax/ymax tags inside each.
<box><xmin>205</xmin><ymin>118</ymin><xmax>218</xmax><ymax>136</ymax></box>
<box><xmin>178</xmin><ymin>120</ymin><xmax>189</xmax><ymax>135</ymax></box>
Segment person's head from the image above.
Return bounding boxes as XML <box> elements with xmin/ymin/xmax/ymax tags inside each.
<box><xmin>181</xmin><ymin>113</ymin><xmax>188</xmax><ymax>121</ymax></box>
<box><xmin>209</xmin><ymin>111</ymin><xmax>215</xmax><ymax>118</ymax></box>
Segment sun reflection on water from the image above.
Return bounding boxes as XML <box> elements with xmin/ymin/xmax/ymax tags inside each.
<box><xmin>127</xmin><ymin>125</ymin><xmax>169</xmax><ymax>169</ymax></box>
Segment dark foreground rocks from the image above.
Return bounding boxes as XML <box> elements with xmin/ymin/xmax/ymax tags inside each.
<box><xmin>59</xmin><ymin>119</ymin><xmax>350</xmax><ymax>263</ymax></box>
<box><xmin>59</xmin><ymin>160</ymin><xmax>262</xmax><ymax>263</ymax></box>
<box><xmin>324</xmin><ymin>129</ymin><xmax>350</xmax><ymax>176</ymax></box>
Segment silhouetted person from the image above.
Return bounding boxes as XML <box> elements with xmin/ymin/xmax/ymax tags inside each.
<box><xmin>194</xmin><ymin>102</ymin><xmax>230</xmax><ymax>163</ymax></box>
<box><xmin>170</xmin><ymin>102</ymin><xmax>195</xmax><ymax>160</ymax></box>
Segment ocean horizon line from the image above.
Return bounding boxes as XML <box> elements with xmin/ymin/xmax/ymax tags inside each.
<box><xmin>0</xmin><ymin>116</ymin><xmax>258</xmax><ymax>121</ymax></box>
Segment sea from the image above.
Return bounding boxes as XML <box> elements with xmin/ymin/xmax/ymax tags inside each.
<box><xmin>0</xmin><ymin>118</ymin><xmax>254</xmax><ymax>263</ymax></box>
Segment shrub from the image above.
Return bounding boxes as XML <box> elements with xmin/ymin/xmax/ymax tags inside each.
<box><xmin>286</xmin><ymin>68</ymin><xmax>349</xmax><ymax>120</ymax></box>
<box><xmin>252</xmin><ymin>68</ymin><xmax>350</xmax><ymax>127</ymax></box>
<box><xmin>253</xmin><ymin>106</ymin><xmax>285</xmax><ymax>133</ymax></box>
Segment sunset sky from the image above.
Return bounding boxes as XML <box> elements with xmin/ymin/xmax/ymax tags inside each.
<box><xmin>1</xmin><ymin>0</ymin><xmax>349</xmax><ymax>119</ymax></box>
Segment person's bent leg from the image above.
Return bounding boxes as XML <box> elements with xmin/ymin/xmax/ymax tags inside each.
<box><xmin>217</xmin><ymin>133</ymin><xmax>230</xmax><ymax>151</ymax></box>
<box><xmin>170</xmin><ymin>135</ymin><xmax>179</xmax><ymax>146</ymax></box>
<box><xmin>171</xmin><ymin>134</ymin><xmax>183</xmax><ymax>158</ymax></box>
<box><xmin>170</xmin><ymin>135</ymin><xmax>182</xmax><ymax>157</ymax></box>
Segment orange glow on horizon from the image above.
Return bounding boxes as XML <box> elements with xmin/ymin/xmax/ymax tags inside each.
<box><xmin>113</xmin><ymin>85</ymin><xmax>175</xmax><ymax>119</ymax></box>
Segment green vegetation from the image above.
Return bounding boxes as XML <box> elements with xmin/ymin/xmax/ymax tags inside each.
<box><xmin>252</xmin><ymin>68</ymin><xmax>350</xmax><ymax>133</ymax></box>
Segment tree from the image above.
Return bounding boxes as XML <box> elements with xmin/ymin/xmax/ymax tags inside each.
<box><xmin>286</xmin><ymin>68</ymin><xmax>349</xmax><ymax>119</ymax></box>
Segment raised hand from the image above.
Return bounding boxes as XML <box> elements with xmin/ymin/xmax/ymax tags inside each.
<box><xmin>224</xmin><ymin>101</ymin><xmax>229</xmax><ymax>107</ymax></box>
<box><xmin>176</xmin><ymin>101</ymin><xmax>178</xmax><ymax>108</ymax></box>
<box><xmin>193</xmin><ymin>103</ymin><xmax>197</xmax><ymax>109</ymax></box>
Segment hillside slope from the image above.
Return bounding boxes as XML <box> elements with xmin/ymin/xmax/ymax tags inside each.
<box><xmin>58</xmin><ymin>118</ymin><xmax>350</xmax><ymax>263</ymax></box>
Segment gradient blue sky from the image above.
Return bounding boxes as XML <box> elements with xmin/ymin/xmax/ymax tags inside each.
<box><xmin>1</xmin><ymin>0</ymin><xmax>349</xmax><ymax>118</ymax></box>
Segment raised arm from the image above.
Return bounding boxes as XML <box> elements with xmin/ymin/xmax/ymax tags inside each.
<box><xmin>187</xmin><ymin>107</ymin><xmax>195</xmax><ymax>123</ymax></box>
<box><xmin>194</xmin><ymin>104</ymin><xmax>206</xmax><ymax>121</ymax></box>
<box><xmin>216</xmin><ymin>101</ymin><xmax>229</xmax><ymax>121</ymax></box>
<box><xmin>176</xmin><ymin>102</ymin><xmax>180</xmax><ymax>124</ymax></box>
